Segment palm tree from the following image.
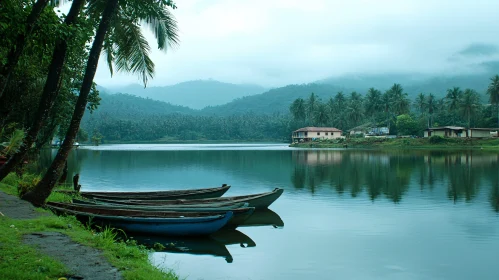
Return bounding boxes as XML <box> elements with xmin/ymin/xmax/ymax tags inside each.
<box><xmin>426</xmin><ymin>93</ymin><xmax>436</xmax><ymax>128</ymax></box>
<box><xmin>23</xmin><ymin>0</ymin><xmax>179</xmax><ymax>205</ymax></box>
<box><xmin>290</xmin><ymin>98</ymin><xmax>306</xmax><ymax>122</ymax></box>
<box><xmin>446</xmin><ymin>87</ymin><xmax>462</xmax><ymax>124</ymax></box>
<box><xmin>486</xmin><ymin>75</ymin><xmax>499</xmax><ymax>128</ymax></box>
<box><xmin>381</xmin><ymin>90</ymin><xmax>392</xmax><ymax>130</ymax></box>
<box><xmin>313</xmin><ymin>103</ymin><xmax>329</xmax><ymax>126</ymax></box>
<box><xmin>365</xmin><ymin>87</ymin><xmax>382</xmax><ymax>123</ymax></box>
<box><xmin>306</xmin><ymin>92</ymin><xmax>318</xmax><ymax>124</ymax></box>
<box><xmin>459</xmin><ymin>89</ymin><xmax>480</xmax><ymax>128</ymax></box>
<box><xmin>0</xmin><ymin>0</ymin><xmax>86</xmax><ymax>182</ymax></box>
<box><xmin>0</xmin><ymin>0</ymin><xmax>63</xmax><ymax>98</ymax></box>
<box><xmin>389</xmin><ymin>83</ymin><xmax>410</xmax><ymax>115</ymax></box>
<box><xmin>414</xmin><ymin>93</ymin><xmax>426</xmax><ymax>117</ymax></box>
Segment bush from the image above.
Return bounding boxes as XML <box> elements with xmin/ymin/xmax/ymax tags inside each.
<box><xmin>17</xmin><ymin>173</ymin><xmax>41</xmax><ymax>197</ymax></box>
<box><xmin>1</xmin><ymin>172</ymin><xmax>19</xmax><ymax>186</ymax></box>
<box><xmin>429</xmin><ymin>135</ymin><xmax>445</xmax><ymax>144</ymax></box>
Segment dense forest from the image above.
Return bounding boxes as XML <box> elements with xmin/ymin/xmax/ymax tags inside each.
<box><xmin>81</xmin><ymin>78</ymin><xmax>499</xmax><ymax>143</ymax></box>
<box><xmin>289</xmin><ymin>82</ymin><xmax>499</xmax><ymax>136</ymax></box>
<box><xmin>0</xmin><ymin>0</ymin><xmax>179</xmax><ymax>204</ymax></box>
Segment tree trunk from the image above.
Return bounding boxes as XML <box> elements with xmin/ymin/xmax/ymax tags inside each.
<box><xmin>0</xmin><ymin>0</ymin><xmax>49</xmax><ymax>98</ymax></box>
<box><xmin>23</xmin><ymin>0</ymin><xmax>119</xmax><ymax>206</ymax></box>
<box><xmin>0</xmin><ymin>0</ymin><xmax>86</xmax><ymax>182</ymax></box>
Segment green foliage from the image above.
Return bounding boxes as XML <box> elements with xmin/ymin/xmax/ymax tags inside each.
<box><xmin>0</xmin><ymin>129</ymin><xmax>24</xmax><ymax>156</ymax></box>
<box><xmin>429</xmin><ymin>135</ymin><xmax>445</xmax><ymax>144</ymax></box>
<box><xmin>396</xmin><ymin>114</ymin><xmax>418</xmax><ymax>135</ymax></box>
<box><xmin>17</xmin><ymin>173</ymin><xmax>42</xmax><ymax>197</ymax></box>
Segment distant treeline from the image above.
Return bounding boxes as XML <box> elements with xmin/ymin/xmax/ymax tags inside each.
<box><xmin>290</xmin><ymin>81</ymin><xmax>499</xmax><ymax>136</ymax></box>
<box><xmin>84</xmin><ymin>113</ymin><xmax>292</xmax><ymax>142</ymax></box>
<box><xmin>82</xmin><ymin>79</ymin><xmax>499</xmax><ymax>142</ymax></box>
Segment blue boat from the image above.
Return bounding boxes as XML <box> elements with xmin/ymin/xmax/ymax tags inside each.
<box><xmin>47</xmin><ymin>205</ymin><xmax>234</xmax><ymax>236</ymax></box>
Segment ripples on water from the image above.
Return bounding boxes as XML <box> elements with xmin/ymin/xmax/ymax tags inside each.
<box><xmin>41</xmin><ymin>145</ymin><xmax>499</xmax><ymax>280</ymax></box>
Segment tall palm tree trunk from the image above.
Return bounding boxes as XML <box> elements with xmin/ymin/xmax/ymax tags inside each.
<box><xmin>0</xmin><ymin>0</ymin><xmax>49</xmax><ymax>98</ymax></box>
<box><xmin>0</xmin><ymin>0</ymin><xmax>86</xmax><ymax>182</ymax></box>
<box><xmin>23</xmin><ymin>0</ymin><xmax>119</xmax><ymax>206</ymax></box>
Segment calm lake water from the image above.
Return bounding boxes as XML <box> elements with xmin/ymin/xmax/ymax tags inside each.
<box><xmin>43</xmin><ymin>144</ymin><xmax>499</xmax><ymax>280</ymax></box>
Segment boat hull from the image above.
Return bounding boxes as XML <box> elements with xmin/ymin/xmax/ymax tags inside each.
<box><xmin>80</xmin><ymin>185</ymin><xmax>231</xmax><ymax>200</ymax></box>
<box><xmin>47</xmin><ymin>205</ymin><xmax>233</xmax><ymax>236</ymax></box>
<box><xmin>90</xmin><ymin>188</ymin><xmax>284</xmax><ymax>210</ymax></box>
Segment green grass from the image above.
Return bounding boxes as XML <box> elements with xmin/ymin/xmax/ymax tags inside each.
<box><xmin>290</xmin><ymin>137</ymin><xmax>499</xmax><ymax>150</ymax></box>
<box><xmin>0</xmin><ymin>174</ymin><xmax>179</xmax><ymax>280</ymax></box>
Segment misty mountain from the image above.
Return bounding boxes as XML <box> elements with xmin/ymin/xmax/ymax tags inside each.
<box><xmin>201</xmin><ymin>83</ymin><xmax>345</xmax><ymax>115</ymax></box>
<box><xmin>105</xmin><ymin>80</ymin><xmax>267</xmax><ymax>109</ymax></box>
<box><xmin>200</xmin><ymin>62</ymin><xmax>499</xmax><ymax>116</ymax></box>
<box><xmin>319</xmin><ymin>60</ymin><xmax>499</xmax><ymax>98</ymax></box>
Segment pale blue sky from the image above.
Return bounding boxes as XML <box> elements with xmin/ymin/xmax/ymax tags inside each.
<box><xmin>87</xmin><ymin>0</ymin><xmax>499</xmax><ymax>87</ymax></box>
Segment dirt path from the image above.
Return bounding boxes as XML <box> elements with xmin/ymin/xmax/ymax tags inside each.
<box><xmin>0</xmin><ymin>191</ymin><xmax>123</xmax><ymax>280</ymax></box>
<box><xmin>0</xmin><ymin>190</ymin><xmax>45</xmax><ymax>219</ymax></box>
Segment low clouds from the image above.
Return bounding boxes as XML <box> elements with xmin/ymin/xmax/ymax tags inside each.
<box><xmin>94</xmin><ymin>0</ymin><xmax>499</xmax><ymax>88</ymax></box>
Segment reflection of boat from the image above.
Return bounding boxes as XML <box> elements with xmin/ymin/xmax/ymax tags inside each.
<box><xmin>132</xmin><ymin>234</ymin><xmax>234</xmax><ymax>263</ymax></box>
<box><xmin>90</xmin><ymin>188</ymin><xmax>284</xmax><ymax>210</ymax></box>
<box><xmin>211</xmin><ymin>229</ymin><xmax>256</xmax><ymax>247</ymax></box>
<box><xmin>240</xmin><ymin>209</ymin><xmax>284</xmax><ymax>228</ymax></box>
<box><xmin>80</xmin><ymin>185</ymin><xmax>231</xmax><ymax>200</ymax></box>
<box><xmin>47</xmin><ymin>203</ymin><xmax>234</xmax><ymax>236</ymax></box>
<box><xmin>53</xmin><ymin>201</ymin><xmax>254</xmax><ymax>228</ymax></box>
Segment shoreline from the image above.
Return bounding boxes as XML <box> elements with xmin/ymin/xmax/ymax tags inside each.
<box><xmin>289</xmin><ymin>137</ymin><xmax>499</xmax><ymax>150</ymax></box>
<box><xmin>0</xmin><ymin>178</ymin><xmax>178</xmax><ymax>280</ymax></box>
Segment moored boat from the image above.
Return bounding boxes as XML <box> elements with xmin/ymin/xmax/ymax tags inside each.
<box><xmin>46</xmin><ymin>203</ymin><xmax>234</xmax><ymax>236</ymax></box>
<box><xmin>80</xmin><ymin>184</ymin><xmax>231</xmax><ymax>200</ymax></box>
<box><xmin>47</xmin><ymin>202</ymin><xmax>254</xmax><ymax>227</ymax></box>
<box><xmin>88</xmin><ymin>188</ymin><xmax>284</xmax><ymax>210</ymax></box>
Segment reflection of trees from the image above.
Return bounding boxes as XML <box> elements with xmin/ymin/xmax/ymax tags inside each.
<box><xmin>445</xmin><ymin>153</ymin><xmax>481</xmax><ymax>203</ymax></box>
<box><xmin>291</xmin><ymin>150</ymin><xmax>499</xmax><ymax>207</ymax></box>
<box><xmin>36</xmin><ymin>148</ymin><xmax>87</xmax><ymax>186</ymax></box>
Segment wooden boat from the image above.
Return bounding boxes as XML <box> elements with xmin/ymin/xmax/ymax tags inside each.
<box><xmin>46</xmin><ymin>204</ymin><xmax>233</xmax><ymax>236</ymax></box>
<box><xmin>89</xmin><ymin>188</ymin><xmax>284</xmax><ymax>210</ymax></box>
<box><xmin>47</xmin><ymin>202</ymin><xmax>254</xmax><ymax>228</ymax></box>
<box><xmin>79</xmin><ymin>184</ymin><xmax>231</xmax><ymax>200</ymax></box>
<box><xmin>73</xmin><ymin>198</ymin><xmax>250</xmax><ymax>211</ymax></box>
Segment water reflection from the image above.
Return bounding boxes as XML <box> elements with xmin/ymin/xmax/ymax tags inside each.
<box><xmin>291</xmin><ymin>150</ymin><xmax>499</xmax><ymax>211</ymax></box>
<box><xmin>131</xmin><ymin>210</ymin><xmax>282</xmax><ymax>263</ymax></box>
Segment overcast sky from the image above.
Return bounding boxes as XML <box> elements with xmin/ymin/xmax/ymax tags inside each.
<box><xmin>92</xmin><ymin>0</ymin><xmax>499</xmax><ymax>88</ymax></box>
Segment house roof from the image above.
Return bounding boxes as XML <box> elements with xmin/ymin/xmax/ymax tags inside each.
<box><xmin>426</xmin><ymin>126</ymin><xmax>465</xmax><ymax>131</ymax></box>
<box><xmin>469</xmin><ymin>128</ymin><xmax>499</xmax><ymax>131</ymax></box>
<box><xmin>294</xmin><ymin>127</ymin><xmax>342</xmax><ymax>132</ymax></box>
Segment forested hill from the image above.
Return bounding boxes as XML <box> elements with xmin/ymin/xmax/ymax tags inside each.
<box><xmin>83</xmin><ymin>92</ymin><xmax>197</xmax><ymax>121</ymax></box>
<box><xmin>200</xmin><ymin>65</ymin><xmax>499</xmax><ymax>116</ymax></box>
<box><xmin>201</xmin><ymin>83</ymin><xmax>346</xmax><ymax>115</ymax></box>
<box><xmin>106</xmin><ymin>80</ymin><xmax>267</xmax><ymax>109</ymax></box>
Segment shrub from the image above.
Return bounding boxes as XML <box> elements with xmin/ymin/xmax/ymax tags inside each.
<box><xmin>17</xmin><ymin>173</ymin><xmax>41</xmax><ymax>197</ymax></box>
<box><xmin>429</xmin><ymin>135</ymin><xmax>445</xmax><ymax>144</ymax></box>
<box><xmin>1</xmin><ymin>172</ymin><xmax>19</xmax><ymax>186</ymax></box>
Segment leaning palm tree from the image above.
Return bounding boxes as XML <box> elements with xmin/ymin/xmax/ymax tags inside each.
<box><xmin>459</xmin><ymin>89</ymin><xmax>480</xmax><ymax>128</ymax></box>
<box><xmin>486</xmin><ymin>75</ymin><xmax>499</xmax><ymax>128</ymax></box>
<box><xmin>0</xmin><ymin>0</ymin><xmax>87</xmax><ymax>182</ymax></box>
<box><xmin>23</xmin><ymin>0</ymin><xmax>179</xmax><ymax>206</ymax></box>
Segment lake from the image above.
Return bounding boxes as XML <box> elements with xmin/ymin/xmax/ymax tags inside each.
<box><xmin>43</xmin><ymin>144</ymin><xmax>499</xmax><ymax>280</ymax></box>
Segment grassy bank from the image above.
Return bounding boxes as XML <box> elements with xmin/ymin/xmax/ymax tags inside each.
<box><xmin>290</xmin><ymin>136</ymin><xmax>499</xmax><ymax>150</ymax></box>
<box><xmin>0</xmin><ymin>174</ymin><xmax>178</xmax><ymax>280</ymax></box>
